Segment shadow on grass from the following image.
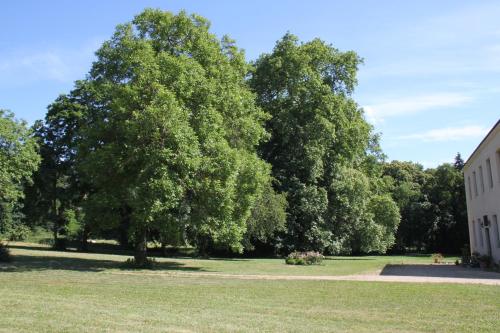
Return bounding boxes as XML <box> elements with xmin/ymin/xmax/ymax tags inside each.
<box><xmin>324</xmin><ymin>257</ymin><xmax>377</xmax><ymax>261</ymax></box>
<box><xmin>198</xmin><ymin>257</ymin><xmax>252</xmax><ymax>262</ymax></box>
<box><xmin>380</xmin><ymin>264</ymin><xmax>500</xmax><ymax>279</ymax></box>
<box><xmin>0</xmin><ymin>253</ymin><xmax>209</xmax><ymax>273</ymax></box>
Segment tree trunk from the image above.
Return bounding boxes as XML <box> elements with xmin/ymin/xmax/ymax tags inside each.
<box><xmin>80</xmin><ymin>224</ymin><xmax>90</xmax><ymax>252</ymax></box>
<box><xmin>53</xmin><ymin>226</ymin><xmax>58</xmax><ymax>247</ymax></box>
<box><xmin>161</xmin><ymin>241</ymin><xmax>167</xmax><ymax>257</ymax></box>
<box><xmin>118</xmin><ymin>205</ymin><xmax>133</xmax><ymax>249</ymax></box>
<box><xmin>134</xmin><ymin>229</ymin><xmax>148</xmax><ymax>266</ymax></box>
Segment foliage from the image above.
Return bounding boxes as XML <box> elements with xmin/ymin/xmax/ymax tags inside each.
<box><xmin>285</xmin><ymin>251</ymin><xmax>324</xmax><ymax>265</ymax></box>
<box><xmin>22</xmin><ymin>95</ymin><xmax>86</xmax><ymax>248</ymax></box>
<box><xmin>0</xmin><ymin>110</ymin><xmax>40</xmax><ymax>236</ymax></box>
<box><xmin>478</xmin><ymin>254</ymin><xmax>492</xmax><ymax>268</ymax></box>
<box><xmin>243</xmin><ymin>183</ymin><xmax>287</xmax><ymax>252</ymax></box>
<box><xmin>470</xmin><ymin>252</ymin><xmax>480</xmax><ymax>268</ymax></box>
<box><xmin>0</xmin><ymin>110</ymin><xmax>40</xmax><ymax>203</ymax></box>
<box><xmin>6</xmin><ymin>223</ymin><xmax>30</xmax><ymax>241</ymax></box>
<box><xmin>431</xmin><ymin>253</ymin><xmax>444</xmax><ymax>264</ymax></box>
<box><xmin>16</xmin><ymin>9</ymin><xmax>470</xmax><ymax>258</ymax></box>
<box><xmin>461</xmin><ymin>245</ymin><xmax>471</xmax><ymax>266</ymax></box>
<box><xmin>250</xmin><ymin>34</ymin><xmax>399</xmax><ymax>254</ymax></box>
<box><xmin>70</xmin><ymin>9</ymin><xmax>271</xmax><ymax>263</ymax></box>
<box><xmin>383</xmin><ymin>153</ymin><xmax>468</xmax><ymax>253</ymax></box>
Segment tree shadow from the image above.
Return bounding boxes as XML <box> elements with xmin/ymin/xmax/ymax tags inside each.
<box><xmin>0</xmin><ymin>253</ymin><xmax>208</xmax><ymax>273</ymax></box>
<box><xmin>199</xmin><ymin>257</ymin><xmax>252</xmax><ymax>262</ymax></box>
<box><xmin>325</xmin><ymin>257</ymin><xmax>377</xmax><ymax>261</ymax></box>
<box><xmin>380</xmin><ymin>264</ymin><xmax>500</xmax><ymax>280</ymax></box>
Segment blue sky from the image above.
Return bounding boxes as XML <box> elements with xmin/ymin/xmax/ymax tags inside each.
<box><xmin>1</xmin><ymin>1</ymin><xmax>499</xmax><ymax>167</ymax></box>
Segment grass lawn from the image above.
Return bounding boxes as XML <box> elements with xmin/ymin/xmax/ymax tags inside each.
<box><xmin>1</xmin><ymin>243</ymin><xmax>498</xmax><ymax>332</ymax></box>
<box><xmin>4</xmin><ymin>242</ymin><xmax>458</xmax><ymax>276</ymax></box>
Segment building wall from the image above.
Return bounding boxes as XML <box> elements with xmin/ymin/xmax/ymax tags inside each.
<box><xmin>464</xmin><ymin>122</ymin><xmax>500</xmax><ymax>263</ymax></box>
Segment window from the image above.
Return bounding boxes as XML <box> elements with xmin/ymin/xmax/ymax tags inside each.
<box><xmin>478</xmin><ymin>218</ymin><xmax>484</xmax><ymax>247</ymax></box>
<box><xmin>479</xmin><ymin>165</ymin><xmax>485</xmax><ymax>193</ymax></box>
<box><xmin>467</xmin><ymin>176</ymin><xmax>472</xmax><ymax>198</ymax></box>
<box><xmin>472</xmin><ymin>220</ymin><xmax>478</xmax><ymax>247</ymax></box>
<box><xmin>493</xmin><ymin>215</ymin><xmax>500</xmax><ymax>248</ymax></box>
<box><xmin>497</xmin><ymin>150</ymin><xmax>500</xmax><ymax>184</ymax></box>
<box><xmin>486</xmin><ymin>158</ymin><xmax>493</xmax><ymax>188</ymax></box>
<box><xmin>473</xmin><ymin>171</ymin><xmax>478</xmax><ymax>196</ymax></box>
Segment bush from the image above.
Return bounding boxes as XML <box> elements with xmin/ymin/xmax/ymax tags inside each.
<box><xmin>470</xmin><ymin>252</ymin><xmax>480</xmax><ymax>268</ymax></box>
<box><xmin>0</xmin><ymin>242</ymin><xmax>12</xmax><ymax>262</ymax></box>
<box><xmin>478</xmin><ymin>255</ymin><xmax>492</xmax><ymax>268</ymax></box>
<box><xmin>285</xmin><ymin>251</ymin><xmax>324</xmax><ymax>265</ymax></box>
<box><xmin>461</xmin><ymin>245</ymin><xmax>471</xmax><ymax>266</ymax></box>
<box><xmin>431</xmin><ymin>253</ymin><xmax>444</xmax><ymax>264</ymax></box>
<box><xmin>285</xmin><ymin>257</ymin><xmax>296</xmax><ymax>265</ymax></box>
<box><xmin>7</xmin><ymin>224</ymin><xmax>30</xmax><ymax>241</ymax></box>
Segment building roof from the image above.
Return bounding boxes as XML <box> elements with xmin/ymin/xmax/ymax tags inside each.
<box><xmin>465</xmin><ymin>119</ymin><xmax>500</xmax><ymax>167</ymax></box>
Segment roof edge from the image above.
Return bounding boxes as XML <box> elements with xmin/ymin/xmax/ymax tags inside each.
<box><xmin>464</xmin><ymin>119</ymin><xmax>500</xmax><ymax>167</ymax></box>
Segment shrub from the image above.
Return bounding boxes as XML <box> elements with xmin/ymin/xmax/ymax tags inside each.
<box><xmin>470</xmin><ymin>252</ymin><xmax>480</xmax><ymax>268</ymax></box>
<box><xmin>461</xmin><ymin>245</ymin><xmax>471</xmax><ymax>266</ymax></box>
<box><xmin>0</xmin><ymin>242</ymin><xmax>12</xmax><ymax>262</ymax></box>
<box><xmin>285</xmin><ymin>251</ymin><xmax>324</xmax><ymax>265</ymax></box>
<box><xmin>431</xmin><ymin>253</ymin><xmax>444</xmax><ymax>264</ymax></box>
<box><xmin>7</xmin><ymin>224</ymin><xmax>30</xmax><ymax>241</ymax></box>
<box><xmin>478</xmin><ymin>255</ymin><xmax>492</xmax><ymax>268</ymax></box>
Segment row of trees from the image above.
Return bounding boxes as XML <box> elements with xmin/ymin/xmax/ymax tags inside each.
<box><xmin>0</xmin><ymin>10</ymin><xmax>468</xmax><ymax>263</ymax></box>
<box><xmin>384</xmin><ymin>155</ymin><xmax>468</xmax><ymax>254</ymax></box>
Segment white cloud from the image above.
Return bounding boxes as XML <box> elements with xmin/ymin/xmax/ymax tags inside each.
<box><xmin>399</xmin><ymin>125</ymin><xmax>489</xmax><ymax>142</ymax></box>
<box><xmin>363</xmin><ymin>93</ymin><xmax>472</xmax><ymax>123</ymax></box>
<box><xmin>0</xmin><ymin>52</ymin><xmax>71</xmax><ymax>82</ymax></box>
<box><xmin>0</xmin><ymin>38</ymin><xmax>102</xmax><ymax>86</ymax></box>
<box><xmin>419</xmin><ymin>158</ymin><xmax>454</xmax><ymax>169</ymax></box>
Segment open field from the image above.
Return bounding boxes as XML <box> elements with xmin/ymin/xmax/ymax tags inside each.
<box><xmin>1</xmin><ymin>243</ymin><xmax>499</xmax><ymax>332</ymax></box>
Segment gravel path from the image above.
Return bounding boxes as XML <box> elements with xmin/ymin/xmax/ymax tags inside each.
<box><xmin>111</xmin><ymin>265</ymin><xmax>500</xmax><ymax>285</ymax></box>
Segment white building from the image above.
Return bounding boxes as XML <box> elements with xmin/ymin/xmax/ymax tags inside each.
<box><xmin>464</xmin><ymin>119</ymin><xmax>500</xmax><ymax>263</ymax></box>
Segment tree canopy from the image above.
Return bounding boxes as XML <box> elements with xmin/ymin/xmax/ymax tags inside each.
<box><xmin>10</xmin><ymin>9</ymin><xmax>469</xmax><ymax>260</ymax></box>
<box><xmin>70</xmin><ymin>9</ymin><xmax>274</xmax><ymax>263</ymax></box>
<box><xmin>0</xmin><ymin>110</ymin><xmax>40</xmax><ymax>235</ymax></box>
<box><xmin>250</xmin><ymin>34</ymin><xmax>400</xmax><ymax>254</ymax></box>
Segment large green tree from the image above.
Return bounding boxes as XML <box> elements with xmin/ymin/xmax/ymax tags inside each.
<box><xmin>74</xmin><ymin>9</ymin><xmax>273</xmax><ymax>264</ymax></box>
<box><xmin>0</xmin><ymin>110</ymin><xmax>40</xmax><ymax>236</ymax></box>
<box><xmin>250</xmin><ymin>34</ymin><xmax>399</xmax><ymax>254</ymax></box>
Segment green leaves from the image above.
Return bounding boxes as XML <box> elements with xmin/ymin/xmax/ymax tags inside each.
<box><xmin>251</xmin><ymin>34</ymin><xmax>397</xmax><ymax>254</ymax></box>
<box><xmin>76</xmin><ymin>9</ymin><xmax>271</xmax><ymax>253</ymax></box>
<box><xmin>0</xmin><ymin>110</ymin><xmax>40</xmax><ymax>235</ymax></box>
<box><xmin>0</xmin><ymin>110</ymin><xmax>40</xmax><ymax>203</ymax></box>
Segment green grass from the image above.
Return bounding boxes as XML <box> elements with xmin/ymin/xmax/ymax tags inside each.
<box><xmin>1</xmin><ymin>243</ymin><xmax>498</xmax><ymax>332</ymax></box>
<box><xmin>4</xmin><ymin>242</ymin><xmax>458</xmax><ymax>276</ymax></box>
